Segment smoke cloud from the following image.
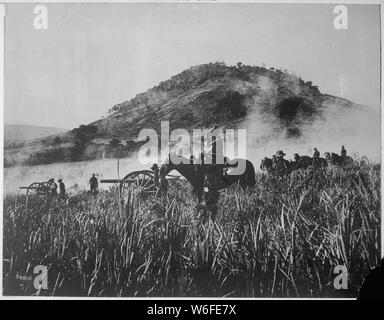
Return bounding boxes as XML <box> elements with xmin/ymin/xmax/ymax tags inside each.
<box><xmin>242</xmin><ymin>75</ymin><xmax>380</xmax><ymax>168</ymax></box>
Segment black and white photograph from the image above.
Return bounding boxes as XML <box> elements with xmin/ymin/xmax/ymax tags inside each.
<box><xmin>1</xmin><ymin>1</ymin><xmax>383</xmax><ymax>300</ymax></box>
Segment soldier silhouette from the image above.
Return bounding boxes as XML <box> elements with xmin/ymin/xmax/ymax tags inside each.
<box><xmin>48</xmin><ymin>178</ymin><xmax>58</xmax><ymax>196</ymax></box>
<box><xmin>313</xmin><ymin>147</ymin><xmax>320</xmax><ymax>166</ymax></box>
<box><xmin>313</xmin><ymin>147</ymin><xmax>320</xmax><ymax>159</ymax></box>
<box><xmin>341</xmin><ymin>145</ymin><xmax>347</xmax><ymax>158</ymax></box>
<box><xmin>89</xmin><ymin>174</ymin><xmax>98</xmax><ymax>194</ymax></box>
<box><xmin>58</xmin><ymin>179</ymin><xmax>66</xmax><ymax>195</ymax></box>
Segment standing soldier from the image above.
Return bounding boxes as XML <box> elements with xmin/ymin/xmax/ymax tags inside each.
<box><xmin>48</xmin><ymin>178</ymin><xmax>57</xmax><ymax>196</ymax></box>
<box><xmin>151</xmin><ymin>163</ymin><xmax>159</xmax><ymax>179</ymax></box>
<box><xmin>275</xmin><ymin>150</ymin><xmax>286</xmax><ymax>162</ymax></box>
<box><xmin>293</xmin><ymin>153</ymin><xmax>301</xmax><ymax>169</ymax></box>
<box><xmin>313</xmin><ymin>147</ymin><xmax>320</xmax><ymax>166</ymax></box>
<box><xmin>58</xmin><ymin>179</ymin><xmax>66</xmax><ymax>195</ymax></box>
<box><xmin>275</xmin><ymin>150</ymin><xmax>288</xmax><ymax>175</ymax></box>
<box><xmin>89</xmin><ymin>173</ymin><xmax>98</xmax><ymax>194</ymax></box>
<box><xmin>313</xmin><ymin>147</ymin><xmax>320</xmax><ymax>159</ymax></box>
<box><xmin>341</xmin><ymin>145</ymin><xmax>347</xmax><ymax>158</ymax></box>
<box><xmin>58</xmin><ymin>179</ymin><xmax>67</xmax><ymax>202</ymax></box>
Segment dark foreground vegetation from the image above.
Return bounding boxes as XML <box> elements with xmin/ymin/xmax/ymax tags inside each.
<box><xmin>3</xmin><ymin>164</ymin><xmax>381</xmax><ymax>297</ymax></box>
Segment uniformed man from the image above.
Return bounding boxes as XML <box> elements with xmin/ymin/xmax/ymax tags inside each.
<box><xmin>341</xmin><ymin>145</ymin><xmax>347</xmax><ymax>158</ymax></box>
<box><xmin>48</xmin><ymin>178</ymin><xmax>58</xmax><ymax>196</ymax></box>
<box><xmin>293</xmin><ymin>153</ymin><xmax>300</xmax><ymax>169</ymax></box>
<box><xmin>275</xmin><ymin>150</ymin><xmax>286</xmax><ymax>163</ymax></box>
<box><xmin>89</xmin><ymin>174</ymin><xmax>98</xmax><ymax>194</ymax></box>
<box><xmin>313</xmin><ymin>148</ymin><xmax>320</xmax><ymax>166</ymax></box>
<box><xmin>58</xmin><ymin>179</ymin><xmax>66</xmax><ymax>196</ymax></box>
<box><xmin>313</xmin><ymin>147</ymin><xmax>320</xmax><ymax>159</ymax></box>
<box><xmin>274</xmin><ymin>151</ymin><xmax>287</xmax><ymax>173</ymax></box>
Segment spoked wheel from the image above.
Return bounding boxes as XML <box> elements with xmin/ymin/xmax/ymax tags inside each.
<box><xmin>27</xmin><ymin>182</ymin><xmax>50</xmax><ymax>198</ymax></box>
<box><xmin>120</xmin><ymin>170</ymin><xmax>158</xmax><ymax>200</ymax></box>
<box><xmin>25</xmin><ymin>182</ymin><xmax>51</xmax><ymax>207</ymax></box>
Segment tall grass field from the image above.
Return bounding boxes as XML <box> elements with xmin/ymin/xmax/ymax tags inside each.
<box><xmin>3</xmin><ymin>164</ymin><xmax>381</xmax><ymax>297</ymax></box>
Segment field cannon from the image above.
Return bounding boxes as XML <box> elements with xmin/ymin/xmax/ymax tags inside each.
<box><xmin>19</xmin><ymin>180</ymin><xmax>57</xmax><ymax>198</ymax></box>
<box><xmin>101</xmin><ymin>170</ymin><xmax>158</xmax><ymax>198</ymax></box>
<box><xmin>19</xmin><ymin>180</ymin><xmax>58</xmax><ymax>207</ymax></box>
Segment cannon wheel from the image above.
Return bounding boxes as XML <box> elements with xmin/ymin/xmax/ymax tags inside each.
<box><xmin>26</xmin><ymin>182</ymin><xmax>50</xmax><ymax>197</ymax></box>
<box><xmin>119</xmin><ymin>170</ymin><xmax>157</xmax><ymax>199</ymax></box>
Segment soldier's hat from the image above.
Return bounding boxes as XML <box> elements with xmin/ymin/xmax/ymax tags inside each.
<box><xmin>276</xmin><ymin>150</ymin><xmax>286</xmax><ymax>157</ymax></box>
<box><xmin>151</xmin><ymin>163</ymin><xmax>159</xmax><ymax>171</ymax></box>
<box><xmin>48</xmin><ymin>178</ymin><xmax>54</xmax><ymax>182</ymax></box>
<box><xmin>58</xmin><ymin>179</ymin><xmax>62</xmax><ymax>182</ymax></box>
<box><xmin>294</xmin><ymin>153</ymin><xmax>299</xmax><ymax>156</ymax></box>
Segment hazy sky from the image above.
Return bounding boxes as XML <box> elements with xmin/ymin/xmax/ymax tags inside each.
<box><xmin>5</xmin><ymin>3</ymin><xmax>381</xmax><ymax>129</ymax></box>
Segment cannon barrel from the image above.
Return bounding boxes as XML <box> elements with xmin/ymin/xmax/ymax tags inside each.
<box><xmin>100</xmin><ymin>179</ymin><xmax>123</xmax><ymax>184</ymax></box>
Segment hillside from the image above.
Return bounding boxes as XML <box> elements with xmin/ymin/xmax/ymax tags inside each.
<box><xmin>4</xmin><ymin>62</ymin><xmax>380</xmax><ymax>167</ymax></box>
<box><xmin>4</xmin><ymin>123</ymin><xmax>68</xmax><ymax>146</ymax></box>
<box><xmin>92</xmin><ymin>62</ymin><xmax>326</xmax><ymax>138</ymax></box>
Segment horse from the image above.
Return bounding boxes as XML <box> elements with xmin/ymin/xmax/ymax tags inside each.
<box><xmin>159</xmin><ymin>154</ymin><xmax>255</xmax><ymax>202</ymax></box>
<box><xmin>159</xmin><ymin>155</ymin><xmax>205</xmax><ymax>202</ymax></box>
<box><xmin>312</xmin><ymin>157</ymin><xmax>328</xmax><ymax>169</ymax></box>
<box><xmin>215</xmin><ymin>157</ymin><xmax>256</xmax><ymax>189</ymax></box>
<box><xmin>325</xmin><ymin>152</ymin><xmax>353</xmax><ymax>166</ymax></box>
<box><xmin>291</xmin><ymin>155</ymin><xmax>313</xmax><ymax>170</ymax></box>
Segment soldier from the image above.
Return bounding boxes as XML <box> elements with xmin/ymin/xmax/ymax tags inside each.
<box><xmin>313</xmin><ymin>148</ymin><xmax>320</xmax><ymax>167</ymax></box>
<box><xmin>293</xmin><ymin>153</ymin><xmax>300</xmax><ymax>169</ymax></box>
<box><xmin>275</xmin><ymin>150</ymin><xmax>286</xmax><ymax>162</ymax></box>
<box><xmin>58</xmin><ymin>179</ymin><xmax>66</xmax><ymax>196</ymax></box>
<box><xmin>313</xmin><ymin>147</ymin><xmax>320</xmax><ymax>159</ymax></box>
<box><xmin>48</xmin><ymin>178</ymin><xmax>57</xmax><ymax>196</ymax></box>
<box><xmin>89</xmin><ymin>173</ymin><xmax>98</xmax><ymax>194</ymax></box>
<box><xmin>341</xmin><ymin>145</ymin><xmax>347</xmax><ymax>158</ymax></box>
<box><xmin>275</xmin><ymin>151</ymin><xmax>288</xmax><ymax>174</ymax></box>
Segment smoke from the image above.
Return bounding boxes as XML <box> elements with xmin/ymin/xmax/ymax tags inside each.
<box><xmin>4</xmin><ymin>157</ymin><xmax>148</xmax><ymax>195</ymax></box>
<box><xmin>243</xmin><ymin>76</ymin><xmax>381</xmax><ymax>168</ymax></box>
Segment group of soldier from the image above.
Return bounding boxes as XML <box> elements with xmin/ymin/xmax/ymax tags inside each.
<box><xmin>262</xmin><ymin>145</ymin><xmax>348</xmax><ymax>174</ymax></box>
<box><xmin>47</xmin><ymin>178</ymin><xmax>66</xmax><ymax>198</ymax></box>
<box><xmin>46</xmin><ymin>173</ymin><xmax>99</xmax><ymax>198</ymax></box>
